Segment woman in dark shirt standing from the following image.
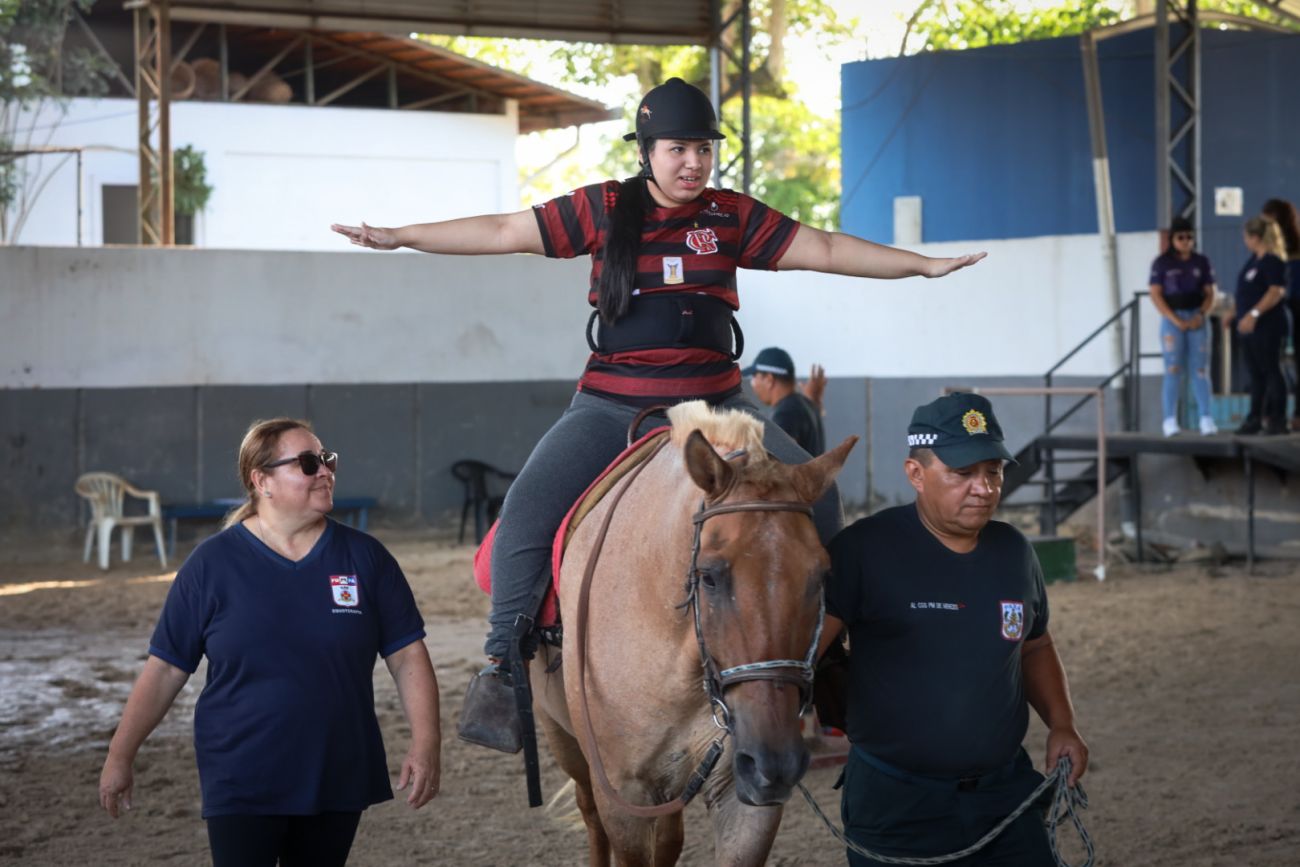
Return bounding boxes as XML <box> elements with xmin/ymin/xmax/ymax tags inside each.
<box><xmin>1234</xmin><ymin>217</ymin><xmax>1291</xmax><ymax>435</ymax></box>
<box><xmin>1260</xmin><ymin>198</ymin><xmax>1300</xmax><ymax>431</ymax></box>
<box><xmin>1149</xmin><ymin>216</ymin><xmax>1218</xmax><ymax>436</ymax></box>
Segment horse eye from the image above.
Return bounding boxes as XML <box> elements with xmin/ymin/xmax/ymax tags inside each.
<box><xmin>699</xmin><ymin>569</ymin><xmax>717</xmax><ymax>590</ymax></box>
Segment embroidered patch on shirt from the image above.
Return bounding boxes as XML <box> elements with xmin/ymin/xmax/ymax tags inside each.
<box><xmin>685</xmin><ymin>228</ymin><xmax>719</xmax><ymax>254</ymax></box>
<box><xmin>330</xmin><ymin>574</ymin><xmax>359</xmax><ymax>608</ymax></box>
<box><xmin>1000</xmin><ymin>600</ymin><xmax>1024</xmax><ymax>641</ymax></box>
<box><xmin>663</xmin><ymin>256</ymin><xmax>684</xmax><ymax>284</ymax></box>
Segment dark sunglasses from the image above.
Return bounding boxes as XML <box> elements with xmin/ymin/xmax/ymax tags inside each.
<box><xmin>1173</xmin><ymin>233</ymin><xmax>1194</xmax><ymax>241</ymax></box>
<box><xmin>263</xmin><ymin>450</ymin><xmax>338</xmax><ymax>475</ymax></box>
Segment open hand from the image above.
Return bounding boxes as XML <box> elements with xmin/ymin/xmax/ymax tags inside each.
<box><xmin>924</xmin><ymin>252</ymin><xmax>987</xmax><ymax>278</ymax></box>
<box><xmin>396</xmin><ymin>745</ymin><xmax>441</xmax><ymax>809</ymax></box>
<box><xmin>800</xmin><ymin>363</ymin><xmax>827</xmax><ymax>412</ymax></box>
<box><xmin>331</xmin><ymin>222</ymin><xmax>402</xmax><ymax>251</ymax></box>
<box><xmin>99</xmin><ymin>756</ymin><xmax>134</xmax><ymax>818</ymax></box>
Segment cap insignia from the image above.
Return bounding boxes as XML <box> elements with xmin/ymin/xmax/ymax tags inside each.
<box><xmin>640</xmin><ymin>105</ymin><xmax>652</xmax><ymax>120</ymax></box>
<box><xmin>962</xmin><ymin>409</ymin><xmax>989</xmax><ymax>436</ymax></box>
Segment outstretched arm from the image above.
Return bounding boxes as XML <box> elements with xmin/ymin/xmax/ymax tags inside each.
<box><xmin>331</xmin><ymin>209</ymin><xmax>545</xmax><ymax>256</ymax></box>
<box><xmin>777</xmin><ymin>224</ymin><xmax>985</xmax><ymax>278</ymax></box>
<box><xmin>99</xmin><ymin>656</ymin><xmax>190</xmax><ymax>818</ymax></box>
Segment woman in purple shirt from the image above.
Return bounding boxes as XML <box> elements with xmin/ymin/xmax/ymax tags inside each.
<box><xmin>1149</xmin><ymin>217</ymin><xmax>1219</xmax><ymax>436</ymax></box>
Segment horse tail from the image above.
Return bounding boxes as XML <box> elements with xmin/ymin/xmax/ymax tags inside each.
<box><xmin>544</xmin><ymin>779</ymin><xmax>583</xmax><ymax>829</ymax></box>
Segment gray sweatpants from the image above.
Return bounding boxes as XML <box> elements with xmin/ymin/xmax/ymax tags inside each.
<box><xmin>485</xmin><ymin>389</ymin><xmax>843</xmax><ymax>657</ymax></box>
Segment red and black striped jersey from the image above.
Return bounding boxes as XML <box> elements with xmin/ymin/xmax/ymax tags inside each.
<box><xmin>532</xmin><ymin>181</ymin><xmax>800</xmax><ymax>405</ymax></box>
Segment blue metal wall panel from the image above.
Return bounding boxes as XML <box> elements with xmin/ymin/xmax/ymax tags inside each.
<box><xmin>841</xmin><ymin>28</ymin><xmax>1300</xmax><ymax>247</ymax></box>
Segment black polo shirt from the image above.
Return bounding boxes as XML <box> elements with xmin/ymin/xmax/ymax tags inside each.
<box><xmin>825</xmin><ymin>503</ymin><xmax>1048</xmax><ymax>777</ymax></box>
<box><xmin>772</xmin><ymin>392</ymin><xmax>824</xmax><ymax>456</ymax></box>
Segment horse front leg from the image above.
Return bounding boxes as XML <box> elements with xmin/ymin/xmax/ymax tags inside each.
<box><xmin>704</xmin><ymin>778</ymin><xmax>784</xmax><ymax>867</ymax></box>
<box><xmin>533</xmin><ymin>648</ymin><xmax>612</xmax><ymax>867</ymax></box>
<box><xmin>591</xmin><ymin>787</ymin><xmax>684</xmax><ymax>867</ymax></box>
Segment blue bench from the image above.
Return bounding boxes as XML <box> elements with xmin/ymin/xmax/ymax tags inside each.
<box><xmin>162</xmin><ymin>497</ymin><xmax>377</xmax><ymax>556</ymax></box>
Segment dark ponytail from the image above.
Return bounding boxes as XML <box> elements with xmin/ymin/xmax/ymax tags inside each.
<box><xmin>597</xmin><ymin>173</ymin><xmax>652</xmax><ymax>325</ymax></box>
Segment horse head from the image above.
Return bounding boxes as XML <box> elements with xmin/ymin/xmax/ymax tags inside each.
<box><xmin>672</xmin><ymin>404</ymin><xmax>856</xmax><ymax>806</ymax></box>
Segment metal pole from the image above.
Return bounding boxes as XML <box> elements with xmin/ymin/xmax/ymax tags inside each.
<box><xmin>219</xmin><ymin>22</ymin><xmax>229</xmax><ymax>100</ymax></box>
<box><xmin>1081</xmin><ymin>31</ymin><xmax>1127</xmax><ymax>409</ymax></box>
<box><xmin>741</xmin><ymin>0</ymin><xmax>752</xmax><ymax>194</ymax></box>
<box><xmin>1155</xmin><ymin>0</ymin><xmax>1171</xmax><ymax>230</ymax></box>
<box><xmin>1245</xmin><ymin>452</ymin><xmax>1255</xmax><ymax>573</ymax></box>
<box><xmin>305</xmin><ymin>38</ymin><xmax>315</xmax><ymax>105</ymax></box>
<box><xmin>158</xmin><ymin>0</ymin><xmax>174</xmax><ymax>245</ymax></box>
<box><xmin>1095</xmin><ymin>391</ymin><xmax>1107</xmax><ymax>580</ymax></box>
<box><xmin>75</xmin><ymin>149</ymin><xmax>83</xmax><ymax>246</ymax></box>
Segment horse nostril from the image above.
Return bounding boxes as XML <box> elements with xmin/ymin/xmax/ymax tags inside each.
<box><xmin>734</xmin><ymin>750</ymin><xmax>770</xmax><ymax>788</ymax></box>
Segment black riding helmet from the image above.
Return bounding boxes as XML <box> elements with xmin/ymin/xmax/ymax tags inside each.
<box><xmin>623</xmin><ymin>78</ymin><xmax>724</xmax><ymax>183</ymax></box>
<box><xmin>622</xmin><ymin>77</ymin><xmax>726</xmax><ymax>143</ymax></box>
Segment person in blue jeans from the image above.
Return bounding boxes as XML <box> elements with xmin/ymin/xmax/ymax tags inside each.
<box><xmin>1148</xmin><ymin>216</ymin><xmax>1219</xmax><ymax>437</ymax></box>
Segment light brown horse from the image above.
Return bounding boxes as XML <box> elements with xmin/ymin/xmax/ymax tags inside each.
<box><xmin>531</xmin><ymin>401</ymin><xmax>856</xmax><ymax>866</ymax></box>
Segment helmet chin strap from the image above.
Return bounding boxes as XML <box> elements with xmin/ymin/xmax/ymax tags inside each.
<box><xmin>638</xmin><ymin>138</ymin><xmax>659</xmax><ymax>189</ymax></box>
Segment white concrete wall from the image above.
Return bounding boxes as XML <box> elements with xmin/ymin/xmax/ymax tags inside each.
<box><xmin>8</xmin><ymin>97</ymin><xmax>520</xmax><ymax>249</ymax></box>
<box><xmin>2</xmin><ymin>230</ymin><xmax>1168</xmax><ymax>389</ymax></box>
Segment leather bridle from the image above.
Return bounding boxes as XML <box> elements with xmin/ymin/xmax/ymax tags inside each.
<box><xmin>572</xmin><ymin>440</ymin><xmax>823</xmax><ymax>818</ymax></box>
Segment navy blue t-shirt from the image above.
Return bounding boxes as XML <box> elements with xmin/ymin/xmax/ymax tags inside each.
<box><xmin>772</xmin><ymin>392</ymin><xmax>824</xmax><ymax>456</ymax></box>
<box><xmin>1236</xmin><ymin>253</ymin><xmax>1287</xmax><ymax>322</ymax></box>
<box><xmin>149</xmin><ymin>520</ymin><xmax>425</xmax><ymax>818</ymax></box>
<box><xmin>825</xmin><ymin>504</ymin><xmax>1048</xmax><ymax>777</ymax></box>
<box><xmin>1149</xmin><ymin>251</ymin><xmax>1215</xmax><ymax>310</ymax></box>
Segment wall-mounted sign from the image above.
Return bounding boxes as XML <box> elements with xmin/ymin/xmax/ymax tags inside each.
<box><xmin>1214</xmin><ymin>187</ymin><xmax>1243</xmax><ymax>217</ymax></box>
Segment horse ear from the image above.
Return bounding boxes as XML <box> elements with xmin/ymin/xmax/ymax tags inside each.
<box><xmin>790</xmin><ymin>436</ymin><xmax>859</xmax><ymax>503</ymax></box>
<box><xmin>683</xmin><ymin>429</ymin><xmax>735</xmax><ymax>498</ymax></box>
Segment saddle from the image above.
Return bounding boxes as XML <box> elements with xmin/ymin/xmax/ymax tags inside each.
<box><xmin>472</xmin><ymin>425</ymin><xmax>672</xmax><ymax>632</ymax></box>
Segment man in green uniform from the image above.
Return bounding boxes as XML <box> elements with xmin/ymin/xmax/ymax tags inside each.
<box><xmin>819</xmin><ymin>392</ymin><xmax>1088</xmax><ymax>866</ymax></box>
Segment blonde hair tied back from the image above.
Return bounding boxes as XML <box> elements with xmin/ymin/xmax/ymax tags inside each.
<box><xmin>1245</xmin><ymin>216</ymin><xmax>1286</xmax><ymax>259</ymax></box>
<box><xmin>222</xmin><ymin>417</ymin><xmax>313</xmax><ymax>529</ymax></box>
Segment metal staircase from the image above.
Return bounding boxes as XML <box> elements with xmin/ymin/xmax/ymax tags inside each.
<box><xmin>1001</xmin><ymin>292</ymin><xmax>1158</xmax><ymax>534</ymax></box>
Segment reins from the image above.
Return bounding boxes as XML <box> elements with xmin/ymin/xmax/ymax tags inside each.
<box><xmin>571</xmin><ymin>439</ymin><xmax>821</xmax><ymax>818</ymax></box>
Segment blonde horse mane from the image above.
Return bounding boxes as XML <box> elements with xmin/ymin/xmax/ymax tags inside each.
<box><xmin>667</xmin><ymin>401</ymin><xmax>767</xmax><ymax>460</ymax></box>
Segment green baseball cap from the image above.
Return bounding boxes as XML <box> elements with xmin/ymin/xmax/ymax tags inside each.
<box><xmin>907</xmin><ymin>393</ymin><xmax>1017</xmax><ymax>469</ymax></box>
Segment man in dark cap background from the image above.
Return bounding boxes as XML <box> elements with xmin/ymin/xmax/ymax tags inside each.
<box><xmin>744</xmin><ymin>346</ymin><xmax>826</xmax><ymax>456</ymax></box>
<box><xmin>817</xmin><ymin>392</ymin><xmax>1088</xmax><ymax>866</ymax></box>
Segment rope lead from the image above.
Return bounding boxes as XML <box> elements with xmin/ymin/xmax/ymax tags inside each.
<box><xmin>798</xmin><ymin>756</ymin><xmax>1093</xmax><ymax>867</ymax></box>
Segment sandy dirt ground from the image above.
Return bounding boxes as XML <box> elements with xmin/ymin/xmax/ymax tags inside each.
<box><xmin>1</xmin><ymin>531</ymin><xmax>1298</xmax><ymax>866</ymax></box>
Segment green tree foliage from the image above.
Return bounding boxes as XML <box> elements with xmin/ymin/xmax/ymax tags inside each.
<box><xmin>421</xmin><ymin>0</ymin><xmax>857</xmax><ymax>228</ymax></box>
<box><xmin>172</xmin><ymin>145</ymin><xmax>213</xmax><ymax>217</ymax></box>
<box><xmin>903</xmin><ymin>0</ymin><xmax>1298</xmax><ymax>54</ymax></box>
<box><xmin>1</xmin><ymin>0</ymin><xmax>112</xmax><ymax>241</ymax></box>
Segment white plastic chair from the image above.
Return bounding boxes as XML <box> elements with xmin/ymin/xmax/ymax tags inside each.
<box><xmin>74</xmin><ymin>472</ymin><xmax>168</xmax><ymax>571</ymax></box>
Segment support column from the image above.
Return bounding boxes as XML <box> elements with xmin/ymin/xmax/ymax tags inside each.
<box><xmin>708</xmin><ymin>0</ymin><xmax>755</xmax><ymax>194</ymax></box>
<box><xmin>131</xmin><ymin>0</ymin><xmax>174</xmax><ymax>245</ymax></box>
<box><xmin>1155</xmin><ymin>0</ymin><xmax>1200</xmax><ymax>234</ymax></box>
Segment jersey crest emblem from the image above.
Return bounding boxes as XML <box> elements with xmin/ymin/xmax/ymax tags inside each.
<box><xmin>330</xmin><ymin>574</ymin><xmax>359</xmax><ymax>607</ymax></box>
<box><xmin>962</xmin><ymin>409</ymin><xmax>989</xmax><ymax>435</ymax></box>
<box><xmin>663</xmin><ymin>256</ymin><xmax>684</xmax><ymax>285</ymax></box>
<box><xmin>1000</xmin><ymin>600</ymin><xmax>1024</xmax><ymax>641</ymax></box>
<box><xmin>1245</xmin><ymin>268</ymin><xmax>1257</xmax><ymax>281</ymax></box>
<box><xmin>685</xmin><ymin>228</ymin><xmax>719</xmax><ymax>254</ymax></box>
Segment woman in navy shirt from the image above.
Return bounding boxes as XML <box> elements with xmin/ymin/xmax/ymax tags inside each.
<box><xmin>99</xmin><ymin>418</ymin><xmax>441</xmax><ymax>867</ymax></box>
<box><xmin>1234</xmin><ymin>218</ymin><xmax>1291</xmax><ymax>435</ymax></box>
<box><xmin>1149</xmin><ymin>216</ymin><xmax>1219</xmax><ymax>436</ymax></box>
<box><xmin>1261</xmin><ymin>198</ymin><xmax>1300</xmax><ymax>431</ymax></box>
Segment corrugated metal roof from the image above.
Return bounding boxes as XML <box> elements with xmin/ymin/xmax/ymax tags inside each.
<box><xmin>168</xmin><ymin>1</ymin><xmax>715</xmax><ymax>45</ymax></box>
<box><xmin>283</xmin><ymin>29</ymin><xmax>621</xmax><ymax>131</ymax></box>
